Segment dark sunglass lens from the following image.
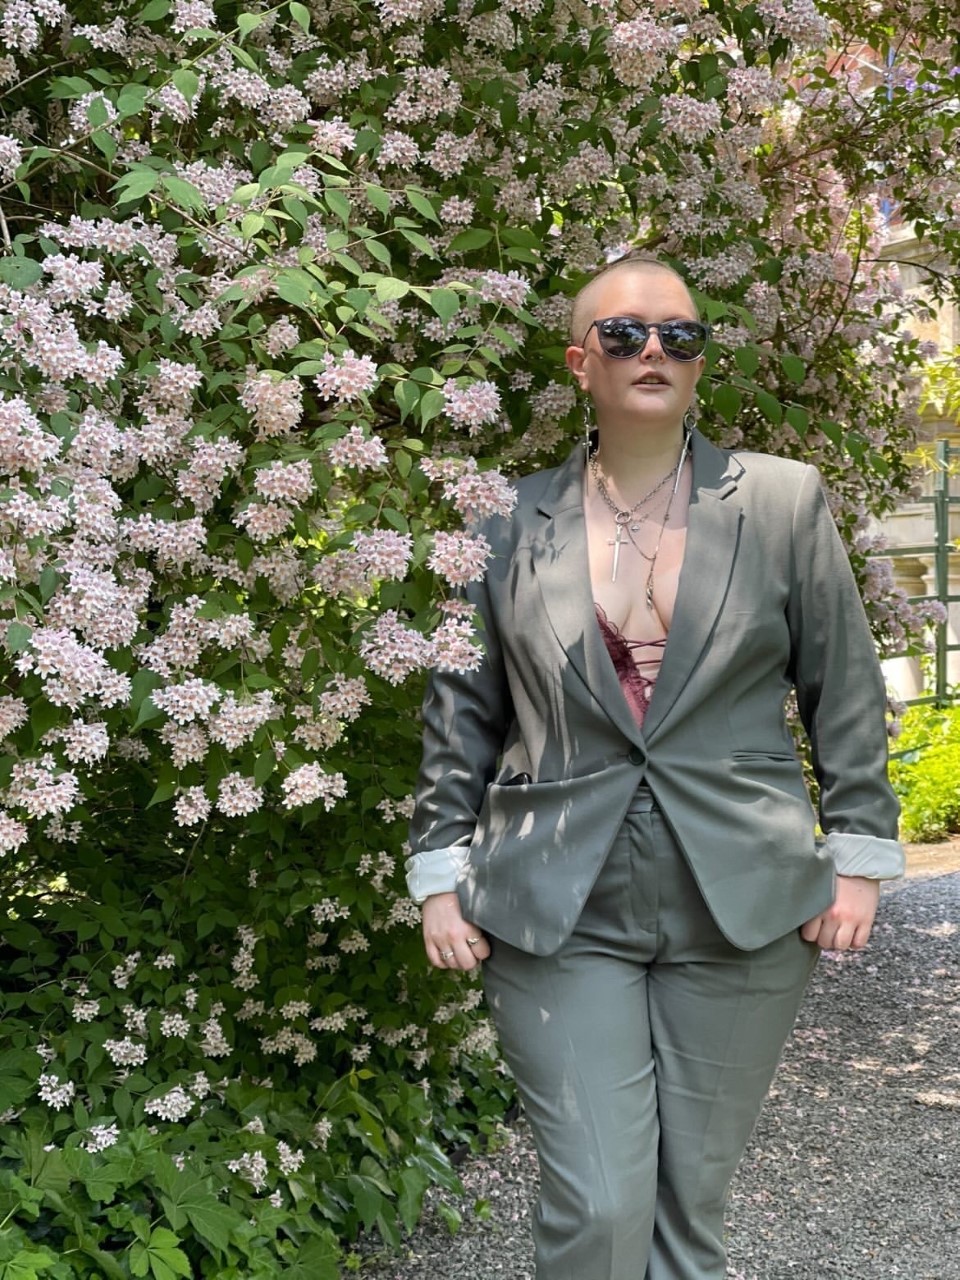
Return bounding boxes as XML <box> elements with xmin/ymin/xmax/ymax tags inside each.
<box><xmin>597</xmin><ymin>318</ymin><xmax>647</xmax><ymax>358</ymax></box>
<box><xmin>660</xmin><ymin>321</ymin><xmax>707</xmax><ymax>360</ymax></box>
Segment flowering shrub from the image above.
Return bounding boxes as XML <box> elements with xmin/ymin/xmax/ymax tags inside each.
<box><xmin>0</xmin><ymin>0</ymin><xmax>958</xmax><ymax>1272</ymax></box>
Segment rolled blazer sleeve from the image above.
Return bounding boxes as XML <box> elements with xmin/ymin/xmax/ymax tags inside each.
<box><xmin>786</xmin><ymin>465</ymin><xmax>904</xmax><ymax>880</ymax></box>
<box><xmin>406</xmin><ymin>552</ymin><xmax>514</xmax><ymax>901</ymax></box>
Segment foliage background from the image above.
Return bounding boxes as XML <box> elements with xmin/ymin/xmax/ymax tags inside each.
<box><xmin>891</xmin><ymin>703</ymin><xmax>960</xmax><ymax>844</ymax></box>
<box><xmin>0</xmin><ymin>0</ymin><xmax>958</xmax><ymax>1274</ymax></box>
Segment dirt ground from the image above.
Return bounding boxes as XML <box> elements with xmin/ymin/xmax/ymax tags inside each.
<box><xmin>902</xmin><ymin>833</ymin><xmax>960</xmax><ymax>879</ymax></box>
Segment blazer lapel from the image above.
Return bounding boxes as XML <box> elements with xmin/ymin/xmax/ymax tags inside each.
<box><xmin>642</xmin><ymin>430</ymin><xmax>744</xmax><ymax>740</ymax></box>
<box><xmin>531</xmin><ymin>445</ymin><xmax>645</xmax><ymax>746</ymax></box>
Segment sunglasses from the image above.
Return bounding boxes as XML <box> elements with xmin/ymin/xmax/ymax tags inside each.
<box><xmin>582</xmin><ymin>316</ymin><xmax>710</xmax><ymax>362</ymax></box>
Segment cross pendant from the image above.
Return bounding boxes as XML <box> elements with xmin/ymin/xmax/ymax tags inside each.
<box><xmin>608</xmin><ymin>523</ymin><xmax>626</xmax><ymax>583</ymax></box>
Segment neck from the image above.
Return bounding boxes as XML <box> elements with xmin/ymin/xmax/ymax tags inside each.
<box><xmin>592</xmin><ymin>420</ymin><xmax>690</xmax><ymax>501</ymax></box>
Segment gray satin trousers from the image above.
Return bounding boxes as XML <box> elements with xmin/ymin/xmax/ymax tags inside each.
<box><xmin>482</xmin><ymin>787</ymin><xmax>819</xmax><ymax>1279</ymax></box>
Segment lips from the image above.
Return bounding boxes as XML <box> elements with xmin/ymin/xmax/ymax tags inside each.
<box><xmin>633</xmin><ymin>373</ymin><xmax>670</xmax><ymax>386</ymax></box>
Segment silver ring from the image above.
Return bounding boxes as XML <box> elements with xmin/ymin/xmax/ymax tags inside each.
<box><xmin>466</xmin><ymin>937</ymin><xmax>482</xmax><ymax>946</ymax></box>
<box><xmin>440</xmin><ymin>949</ymin><xmax>455</xmax><ymax>959</ymax></box>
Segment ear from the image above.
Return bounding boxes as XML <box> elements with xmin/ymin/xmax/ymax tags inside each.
<box><xmin>565</xmin><ymin>344</ymin><xmax>589</xmax><ymax>392</ymax></box>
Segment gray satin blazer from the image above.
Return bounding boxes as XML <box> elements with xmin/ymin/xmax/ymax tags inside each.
<box><xmin>408</xmin><ymin>430</ymin><xmax>904</xmax><ymax>956</ymax></box>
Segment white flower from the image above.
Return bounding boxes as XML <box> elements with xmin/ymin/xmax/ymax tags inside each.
<box><xmin>104</xmin><ymin>1037</ymin><xmax>148</xmax><ymax>1067</ymax></box>
<box><xmin>227</xmin><ymin>1150</ymin><xmax>269</xmax><ymax>1191</ymax></box>
<box><xmin>82</xmin><ymin>1122</ymin><xmax>120</xmax><ymax>1152</ymax></box>
<box><xmin>38</xmin><ymin>1073</ymin><xmax>75</xmax><ymax>1110</ymax></box>
<box><xmin>160</xmin><ymin>1012</ymin><xmax>191</xmax><ymax>1039</ymax></box>
<box><xmin>277</xmin><ymin>1141</ymin><xmax>305</xmax><ymax>1175</ymax></box>
<box><xmin>144</xmin><ymin>1085</ymin><xmax>194</xmax><ymax>1122</ymax></box>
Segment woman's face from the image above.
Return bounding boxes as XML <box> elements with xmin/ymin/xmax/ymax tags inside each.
<box><xmin>565</xmin><ymin>267</ymin><xmax>705</xmax><ymax>433</ymax></box>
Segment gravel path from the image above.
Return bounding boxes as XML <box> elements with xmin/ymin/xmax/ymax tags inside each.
<box><xmin>359</xmin><ymin>870</ymin><xmax>960</xmax><ymax>1279</ymax></box>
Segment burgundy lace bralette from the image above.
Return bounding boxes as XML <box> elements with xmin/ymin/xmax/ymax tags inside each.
<box><xmin>595</xmin><ymin>603</ymin><xmax>667</xmax><ymax>729</ymax></box>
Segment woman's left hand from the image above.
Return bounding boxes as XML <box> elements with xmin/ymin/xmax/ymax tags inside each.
<box><xmin>800</xmin><ymin>875</ymin><xmax>881</xmax><ymax>950</ymax></box>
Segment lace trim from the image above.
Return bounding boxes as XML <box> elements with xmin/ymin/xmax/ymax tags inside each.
<box><xmin>595</xmin><ymin>604</ymin><xmax>666</xmax><ymax>728</ymax></box>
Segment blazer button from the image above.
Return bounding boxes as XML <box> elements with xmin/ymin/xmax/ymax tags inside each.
<box><xmin>628</xmin><ymin>747</ymin><xmax>645</xmax><ymax>765</ymax></box>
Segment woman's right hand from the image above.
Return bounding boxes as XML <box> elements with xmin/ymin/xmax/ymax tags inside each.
<box><xmin>421</xmin><ymin>892</ymin><xmax>491</xmax><ymax>971</ymax></box>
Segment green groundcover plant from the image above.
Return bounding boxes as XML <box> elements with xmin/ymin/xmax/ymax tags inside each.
<box><xmin>0</xmin><ymin>0</ymin><xmax>958</xmax><ymax>1274</ymax></box>
<box><xmin>890</xmin><ymin>702</ymin><xmax>960</xmax><ymax>843</ymax></box>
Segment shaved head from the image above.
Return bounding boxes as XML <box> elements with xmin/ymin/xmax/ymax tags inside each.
<box><xmin>570</xmin><ymin>255</ymin><xmax>699</xmax><ymax>345</ymax></box>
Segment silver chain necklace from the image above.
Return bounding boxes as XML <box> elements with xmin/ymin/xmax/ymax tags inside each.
<box><xmin>590</xmin><ymin>431</ymin><xmax>692</xmax><ymax>604</ymax></box>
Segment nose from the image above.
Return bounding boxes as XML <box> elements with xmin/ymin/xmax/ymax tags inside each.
<box><xmin>639</xmin><ymin>326</ymin><xmax>665</xmax><ymax>360</ymax></box>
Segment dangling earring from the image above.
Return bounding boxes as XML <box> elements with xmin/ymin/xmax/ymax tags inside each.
<box><xmin>683</xmin><ymin>408</ymin><xmax>696</xmax><ymax>439</ymax></box>
<box><xmin>582</xmin><ymin>400</ymin><xmax>597</xmax><ymax>457</ymax></box>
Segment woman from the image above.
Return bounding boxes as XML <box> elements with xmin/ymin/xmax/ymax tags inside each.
<box><xmin>406</xmin><ymin>255</ymin><xmax>904</xmax><ymax>1279</ymax></box>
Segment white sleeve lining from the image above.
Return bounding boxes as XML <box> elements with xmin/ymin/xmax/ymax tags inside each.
<box><xmin>405</xmin><ymin>844</ymin><xmax>471</xmax><ymax>904</ymax></box>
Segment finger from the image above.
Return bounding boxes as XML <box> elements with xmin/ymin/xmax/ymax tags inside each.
<box><xmin>800</xmin><ymin>916</ymin><xmax>823</xmax><ymax>943</ymax></box>
<box><xmin>851</xmin><ymin>918</ymin><xmax>873</xmax><ymax>949</ymax></box>
<box><xmin>427</xmin><ymin>942</ymin><xmax>456</xmax><ymax>969</ymax></box>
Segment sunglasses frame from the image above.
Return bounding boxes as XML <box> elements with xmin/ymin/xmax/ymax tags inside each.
<box><xmin>581</xmin><ymin>316</ymin><xmax>711</xmax><ymax>362</ymax></box>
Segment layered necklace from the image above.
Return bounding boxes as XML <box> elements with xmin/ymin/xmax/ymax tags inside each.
<box><xmin>589</xmin><ymin>429</ymin><xmax>692</xmax><ymax>605</ymax></box>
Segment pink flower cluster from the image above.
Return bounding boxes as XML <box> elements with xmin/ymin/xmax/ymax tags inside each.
<box><xmin>421</xmin><ymin>456</ymin><xmax>517</xmax><ymax>521</ymax></box>
<box><xmin>314</xmin><ymin>350</ymin><xmax>379</xmax><ymax>402</ymax></box>
<box><xmin>427</xmin><ymin>530</ymin><xmax>492</xmax><ymax>586</ymax></box>
<box><xmin>359</xmin><ymin>611</ymin><xmax>433</xmax><ymax>684</ymax></box>
<box><xmin>326</xmin><ymin>425</ymin><xmax>388</xmax><ymax>471</ymax></box>
<box><xmin>253</xmin><ymin>459</ymin><xmax>314</xmax><ymax>504</ymax></box>
<box><xmin>351</xmin><ymin>529</ymin><xmax>414</xmax><ymax>580</ymax></box>
<box><xmin>441</xmin><ymin>379</ymin><xmax>502</xmax><ymax>434</ymax></box>
<box><xmin>659</xmin><ymin>95</ymin><xmax>723</xmax><ymax>145</ymax></box>
<box><xmin>280</xmin><ymin>763</ymin><xmax>348</xmax><ymax>810</ymax></box>
<box><xmin>239</xmin><ymin>370</ymin><xmax>304</xmax><ymax>437</ymax></box>
<box><xmin>4</xmin><ymin>755</ymin><xmax>80</xmax><ymax>818</ymax></box>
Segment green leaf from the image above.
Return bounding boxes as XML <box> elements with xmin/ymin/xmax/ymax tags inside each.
<box><xmin>289</xmin><ymin>0</ymin><xmax>311</xmax><ymax>31</ymax></box>
<box><xmin>133</xmin><ymin>692</ymin><xmax>163</xmax><ymax>730</ymax></box>
<box><xmin>436</xmin><ymin>1199</ymin><xmax>463</xmax><ymax>1234</ymax></box>
<box><xmin>347</xmin><ymin>1175</ymin><xmax>383</xmax><ymax>1230</ymax></box>
<box><xmin>324</xmin><ymin>189</ymin><xmax>352</xmax><ymax>224</ymax></box>
<box><xmin>711</xmin><ymin>383</ymin><xmax>742</xmax><ymax>424</ymax></box>
<box><xmin>281</xmin><ymin>1235</ymin><xmax>340</xmax><ymax>1280</ymax></box>
<box><xmin>241</xmin><ymin>212</ymin><xmax>265</xmax><ymax>239</ymax></box>
<box><xmin>755</xmin><ymin>389</ymin><xmax>783</xmax><ymax>424</ymax></box>
<box><xmin>236</xmin><ymin>11</ymin><xmax>264</xmax><ymax>37</ymax></box>
<box><xmin>448</xmin><ymin>228</ymin><xmax>493</xmax><ymax>252</ymax></box>
<box><xmin>419</xmin><ymin>387</ymin><xmax>445</xmax><ymax>427</ymax></box>
<box><xmin>253</xmin><ymin>747</ymin><xmax>276</xmax><ymax>786</ymax></box>
<box><xmin>399</xmin><ymin>228</ymin><xmax>438</xmax><ymax>258</ymax></box>
<box><xmin>404</xmin><ymin>187</ymin><xmax>440</xmax><ymax>224</ymax></box>
<box><xmin>364</xmin><ymin>236</ymin><xmax>392</xmax><ymax>267</ymax></box>
<box><xmin>86</xmin><ymin>96</ymin><xmax>110</xmax><ymax>127</ymax></box>
<box><xmin>785</xmin><ymin>404</ymin><xmax>809</xmax><ymax>434</ymax></box>
<box><xmin>113</xmin><ymin>168</ymin><xmax>158</xmax><ymax>201</ymax></box>
<box><xmin>6</xmin><ymin>620</ymin><xmax>33</xmax><ymax>653</ymax></box>
<box><xmin>0</xmin><ymin>257</ymin><xmax>42</xmax><ymax>288</ymax></box>
<box><xmin>734</xmin><ymin>346</ymin><xmax>760</xmax><ymax>377</ymax></box>
<box><xmin>147</xmin><ymin>780</ymin><xmax>177</xmax><ymax>809</ymax></box>
<box><xmin>49</xmin><ymin>76</ymin><xmax>94</xmax><ymax>99</ymax></box>
<box><xmin>397</xmin><ymin>1165</ymin><xmax>430</xmax><ymax>1232</ymax></box>
<box><xmin>138</xmin><ymin>0</ymin><xmax>171</xmax><ymax>19</ymax></box>
<box><xmin>364</xmin><ymin>184</ymin><xmax>391</xmax><ymax>216</ymax></box>
<box><xmin>374</xmin><ymin>276</ymin><xmax>410</xmax><ymax>302</ymax></box>
<box><xmin>116</xmin><ymin>85</ymin><xmax>149</xmax><ymax>119</ymax></box>
<box><xmin>428</xmin><ymin>288</ymin><xmax>461</xmax><ymax>324</ymax></box>
<box><xmin>91</xmin><ymin>129</ymin><xmax>118</xmax><ymax>160</ymax></box>
<box><xmin>274</xmin><ymin>268</ymin><xmax>318</xmax><ymax>308</ymax></box>
<box><xmin>158</xmin><ymin>1165</ymin><xmax>243</xmax><ymax>1254</ymax></box>
<box><xmin>172</xmin><ymin>69</ymin><xmax>200</xmax><ymax>104</ymax></box>
<box><xmin>781</xmin><ymin>353</ymin><xmax>806</xmax><ymax>383</ymax></box>
<box><xmin>160</xmin><ymin>174</ymin><xmax>206</xmax><ymax>210</ymax></box>
<box><xmin>394</xmin><ymin>380</ymin><xmax>420</xmax><ymax>422</ymax></box>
